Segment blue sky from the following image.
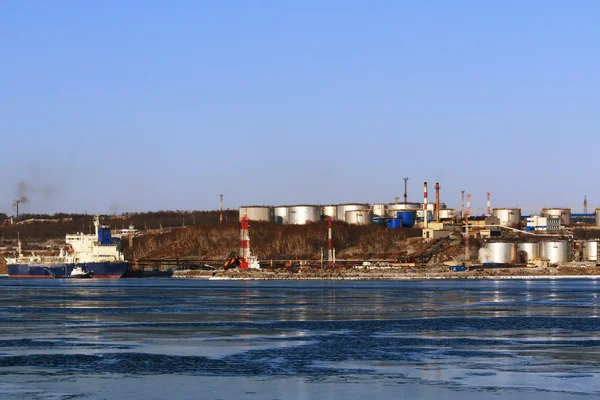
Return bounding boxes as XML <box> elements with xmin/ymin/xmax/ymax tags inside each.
<box><xmin>1</xmin><ymin>1</ymin><xmax>598</xmax><ymax>215</ymax></box>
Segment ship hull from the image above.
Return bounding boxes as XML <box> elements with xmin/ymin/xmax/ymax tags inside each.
<box><xmin>8</xmin><ymin>262</ymin><xmax>128</xmax><ymax>279</ymax></box>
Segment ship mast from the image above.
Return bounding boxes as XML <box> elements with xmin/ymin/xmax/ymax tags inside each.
<box><xmin>17</xmin><ymin>231</ymin><xmax>22</xmax><ymax>258</ymax></box>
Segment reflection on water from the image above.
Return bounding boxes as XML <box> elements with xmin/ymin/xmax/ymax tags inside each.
<box><xmin>1</xmin><ymin>278</ymin><xmax>600</xmax><ymax>399</ymax></box>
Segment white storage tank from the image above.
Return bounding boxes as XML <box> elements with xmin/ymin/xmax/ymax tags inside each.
<box><xmin>288</xmin><ymin>205</ymin><xmax>321</xmax><ymax>225</ymax></box>
<box><xmin>425</xmin><ymin>203</ymin><xmax>447</xmax><ymax>211</ymax></box>
<box><xmin>582</xmin><ymin>240</ymin><xmax>599</xmax><ymax>262</ymax></box>
<box><xmin>239</xmin><ymin>206</ymin><xmax>273</xmax><ymax>222</ymax></box>
<box><xmin>486</xmin><ymin>242</ymin><xmax>517</xmax><ymax>264</ymax></box>
<box><xmin>273</xmin><ymin>206</ymin><xmax>289</xmax><ymax>224</ymax></box>
<box><xmin>371</xmin><ymin>204</ymin><xmax>387</xmax><ymax>218</ymax></box>
<box><xmin>540</xmin><ymin>241</ymin><xmax>572</xmax><ymax>264</ymax></box>
<box><xmin>336</xmin><ymin>204</ymin><xmax>370</xmax><ymax>222</ymax></box>
<box><xmin>517</xmin><ymin>242</ymin><xmax>540</xmax><ymax>264</ymax></box>
<box><xmin>386</xmin><ymin>203</ymin><xmax>422</xmax><ymax>216</ymax></box>
<box><xmin>491</xmin><ymin>208</ymin><xmax>522</xmax><ymax>228</ymax></box>
<box><xmin>438</xmin><ymin>209</ymin><xmax>456</xmax><ymax>220</ymax></box>
<box><xmin>345</xmin><ymin>209</ymin><xmax>373</xmax><ymax>225</ymax></box>
<box><xmin>321</xmin><ymin>205</ymin><xmax>337</xmax><ymax>220</ymax></box>
<box><xmin>541</xmin><ymin>208</ymin><xmax>571</xmax><ymax>226</ymax></box>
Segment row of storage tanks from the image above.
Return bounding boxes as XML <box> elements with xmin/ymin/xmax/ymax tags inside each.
<box><xmin>239</xmin><ymin>203</ymin><xmax>456</xmax><ymax>226</ymax></box>
<box><xmin>483</xmin><ymin>240</ymin><xmax>599</xmax><ymax>265</ymax></box>
<box><xmin>488</xmin><ymin>207</ymin><xmax>582</xmax><ymax>228</ymax></box>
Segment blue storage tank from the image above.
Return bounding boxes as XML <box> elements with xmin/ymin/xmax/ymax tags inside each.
<box><xmin>396</xmin><ymin>211</ymin><xmax>415</xmax><ymax>228</ymax></box>
<box><xmin>387</xmin><ymin>219</ymin><xmax>402</xmax><ymax>229</ymax></box>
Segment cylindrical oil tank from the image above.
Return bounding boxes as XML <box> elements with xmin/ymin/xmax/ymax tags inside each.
<box><xmin>371</xmin><ymin>204</ymin><xmax>387</xmax><ymax>218</ymax></box>
<box><xmin>388</xmin><ymin>219</ymin><xmax>402</xmax><ymax>229</ymax></box>
<box><xmin>345</xmin><ymin>209</ymin><xmax>373</xmax><ymax>225</ymax></box>
<box><xmin>273</xmin><ymin>206</ymin><xmax>289</xmax><ymax>224</ymax></box>
<box><xmin>397</xmin><ymin>211</ymin><xmax>415</xmax><ymax>228</ymax></box>
<box><xmin>540</xmin><ymin>241</ymin><xmax>572</xmax><ymax>264</ymax></box>
<box><xmin>486</xmin><ymin>242</ymin><xmax>518</xmax><ymax>264</ymax></box>
<box><xmin>541</xmin><ymin>208</ymin><xmax>571</xmax><ymax>226</ymax></box>
<box><xmin>321</xmin><ymin>205</ymin><xmax>337</xmax><ymax>220</ymax></box>
<box><xmin>492</xmin><ymin>208</ymin><xmax>522</xmax><ymax>228</ymax></box>
<box><xmin>582</xmin><ymin>240</ymin><xmax>599</xmax><ymax>262</ymax></box>
<box><xmin>239</xmin><ymin>206</ymin><xmax>273</xmax><ymax>222</ymax></box>
<box><xmin>288</xmin><ymin>205</ymin><xmax>321</xmax><ymax>225</ymax></box>
<box><xmin>336</xmin><ymin>204</ymin><xmax>370</xmax><ymax>222</ymax></box>
<box><xmin>517</xmin><ymin>242</ymin><xmax>540</xmax><ymax>264</ymax></box>
<box><xmin>386</xmin><ymin>203</ymin><xmax>421</xmax><ymax>217</ymax></box>
<box><xmin>425</xmin><ymin>203</ymin><xmax>447</xmax><ymax>211</ymax></box>
<box><xmin>596</xmin><ymin>208</ymin><xmax>600</xmax><ymax>227</ymax></box>
<box><xmin>438</xmin><ymin>209</ymin><xmax>456</xmax><ymax>220</ymax></box>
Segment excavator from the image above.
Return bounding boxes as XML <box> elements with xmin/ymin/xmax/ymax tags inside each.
<box><xmin>223</xmin><ymin>251</ymin><xmax>240</xmax><ymax>270</ymax></box>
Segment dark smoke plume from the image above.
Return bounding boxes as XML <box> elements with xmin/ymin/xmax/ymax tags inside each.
<box><xmin>13</xmin><ymin>180</ymin><xmax>56</xmax><ymax>207</ymax></box>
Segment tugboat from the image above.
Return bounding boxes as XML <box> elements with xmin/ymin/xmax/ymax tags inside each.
<box><xmin>5</xmin><ymin>215</ymin><xmax>128</xmax><ymax>279</ymax></box>
<box><xmin>53</xmin><ymin>265</ymin><xmax>95</xmax><ymax>279</ymax></box>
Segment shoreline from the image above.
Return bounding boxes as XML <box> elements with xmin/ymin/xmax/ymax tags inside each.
<box><xmin>173</xmin><ymin>264</ymin><xmax>600</xmax><ymax>281</ymax></box>
<box><xmin>207</xmin><ymin>275</ymin><xmax>600</xmax><ymax>281</ymax></box>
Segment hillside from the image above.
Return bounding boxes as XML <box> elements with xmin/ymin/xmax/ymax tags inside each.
<box><xmin>0</xmin><ymin>210</ymin><xmax>238</xmax><ymax>240</ymax></box>
<box><xmin>123</xmin><ymin>221</ymin><xmax>423</xmax><ymax>261</ymax></box>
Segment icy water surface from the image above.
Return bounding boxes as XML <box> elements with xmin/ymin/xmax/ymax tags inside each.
<box><xmin>1</xmin><ymin>278</ymin><xmax>600</xmax><ymax>399</ymax></box>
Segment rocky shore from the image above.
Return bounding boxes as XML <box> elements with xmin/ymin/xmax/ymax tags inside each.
<box><xmin>174</xmin><ymin>265</ymin><xmax>600</xmax><ymax>280</ymax></box>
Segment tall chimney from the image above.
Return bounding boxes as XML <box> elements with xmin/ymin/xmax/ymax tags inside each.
<box><xmin>423</xmin><ymin>182</ymin><xmax>428</xmax><ymax>228</ymax></box>
<box><xmin>239</xmin><ymin>215</ymin><xmax>250</xmax><ymax>269</ymax></box>
<box><xmin>219</xmin><ymin>194</ymin><xmax>223</xmax><ymax>224</ymax></box>
<box><xmin>435</xmin><ymin>182</ymin><xmax>440</xmax><ymax>223</ymax></box>
<box><xmin>487</xmin><ymin>192</ymin><xmax>491</xmax><ymax>216</ymax></box>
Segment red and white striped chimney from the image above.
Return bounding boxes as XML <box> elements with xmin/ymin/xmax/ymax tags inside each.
<box><xmin>327</xmin><ymin>217</ymin><xmax>333</xmax><ymax>266</ymax></box>
<box><xmin>239</xmin><ymin>214</ymin><xmax>250</xmax><ymax>269</ymax></box>
<box><xmin>423</xmin><ymin>182</ymin><xmax>428</xmax><ymax>228</ymax></box>
<box><xmin>487</xmin><ymin>192</ymin><xmax>491</xmax><ymax>216</ymax></box>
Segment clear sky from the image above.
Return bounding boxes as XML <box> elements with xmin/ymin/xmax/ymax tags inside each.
<box><xmin>1</xmin><ymin>1</ymin><xmax>598</xmax><ymax>215</ymax></box>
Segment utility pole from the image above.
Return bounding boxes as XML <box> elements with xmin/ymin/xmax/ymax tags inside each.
<box><xmin>465</xmin><ymin>194</ymin><xmax>471</xmax><ymax>264</ymax></box>
<box><xmin>403</xmin><ymin>177</ymin><xmax>409</xmax><ymax>205</ymax></box>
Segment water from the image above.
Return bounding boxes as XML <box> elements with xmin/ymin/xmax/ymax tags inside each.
<box><xmin>1</xmin><ymin>278</ymin><xmax>600</xmax><ymax>399</ymax></box>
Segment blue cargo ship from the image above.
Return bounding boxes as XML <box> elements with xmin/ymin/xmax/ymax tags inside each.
<box><xmin>5</xmin><ymin>216</ymin><xmax>128</xmax><ymax>279</ymax></box>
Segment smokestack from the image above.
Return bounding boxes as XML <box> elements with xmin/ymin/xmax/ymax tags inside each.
<box><xmin>487</xmin><ymin>192</ymin><xmax>491</xmax><ymax>216</ymax></box>
<box><xmin>219</xmin><ymin>194</ymin><xmax>223</xmax><ymax>224</ymax></box>
<box><xmin>435</xmin><ymin>182</ymin><xmax>440</xmax><ymax>223</ymax></box>
<box><xmin>461</xmin><ymin>191</ymin><xmax>465</xmax><ymax>217</ymax></box>
<box><xmin>16</xmin><ymin>201</ymin><xmax>19</xmax><ymax>223</ymax></box>
<box><xmin>403</xmin><ymin>177</ymin><xmax>409</xmax><ymax>205</ymax></box>
<box><xmin>327</xmin><ymin>217</ymin><xmax>333</xmax><ymax>267</ymax></box>
<box><xmin>239</xmin><ymin>215</ymin><xmax>250</xmax><ymax>269</ymax></box>
<box><xmin>423</xmin><ymin>182</ymin><xmax>428</xmax><ymax>228</ymax></box>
